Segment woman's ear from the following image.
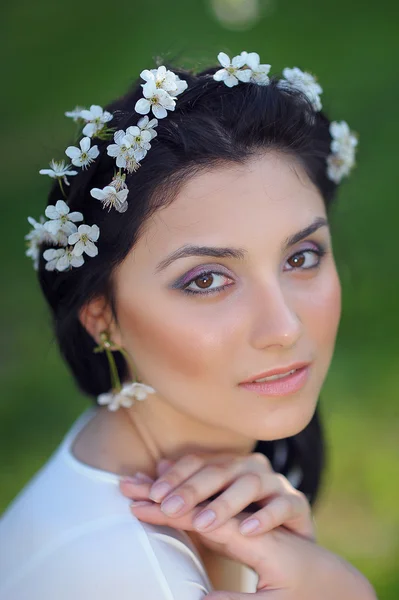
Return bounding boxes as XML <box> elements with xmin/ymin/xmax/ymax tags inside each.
<box><xmin>78</xmin><ymin>297</ymin><xmax>123</xmax><ymax>347</ymax></box>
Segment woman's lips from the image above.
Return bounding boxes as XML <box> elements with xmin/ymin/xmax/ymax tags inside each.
<box><xmin>238</xmin><ymin>365</ymin><xmax>310</xmax><ymax>396</ymax></box>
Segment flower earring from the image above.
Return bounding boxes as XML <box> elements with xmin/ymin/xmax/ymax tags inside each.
<box><xmin>93</xmin><ymin>330</ymin><xmax>156</xmax><ymax>411</ymax></box>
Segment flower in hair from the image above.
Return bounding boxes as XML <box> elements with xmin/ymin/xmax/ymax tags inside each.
<box><xmin>240</xmin><ymin>51</ymin><xmax>271</xmax><ymax>85</ymax></box>
<box><xmin>137</xmin><ymin>116</ymin><xmax>158</xmax><ymax>139</ymax></box>
<box><xmin>327</xmin><ymin>120</ymin><xmax>358</xmax><ymax>183</ymax></box>
<box><xmin>79</xmin><ymin>105</ymin><xmax>113</xmax><ymax>138</ymax></box>
<box><xmin>39</xmin><ymin>159</ymin><xmax>78</xmax><ymax>186</ymax></box>
<box><xmin>125</xmin><ymin>125</ymin><xmax>153</xmax><ymax>160</ymax></box>
<box><xmin>43</xmin><ymin>246</ymin><xmax>85</xmax><ymax>271</ymax></box>
<box><xmin>25</xmin><ymin>216</ymin><xmax>55</xmax><ymax>269</ymax></box>
<box><xmin>27</xmin><ymin>50</ymin><xmax>359</xmax><ymax>274</ymax></box>
<box><xmin>140</xmin><ymin>66</ymin><xmax>188</xmax><ymax>97</ymax></box>
<box><xmin>64</xmin><ymin>106</ymin><xmax>85</xmax><ymax>122</ymax></box>
<box><xmin>106</xmin><ymin>130</ymin><xmax>138</xmax><ymax>169</ymax></box>
<box><xmin>277</xmin><ymin>67</ymin><xmax>323</xmax><ymax>111</ymax></box>
<box><xmin>65</xmin><ymin>136</ymin><xmax>100</xmax><ymax>169</ymax></box>
<box><xmin>68</xmin><ymin>224</ymin><xmax>100</xmax><ymax>257</ymax></box>
<box><xmin>43</xmin><ymin>199</ymin><xmax>84</xmax><ymax>236</ymax></box>
<box><xmin>213</xmin><ymin>52</ymin><xmax>252</xmax><ymax>87</ymax></box>
<box><xmin>90</xmin><ymin>185</ymin><xmax>129</xmax><ymax>213</ymax></box>
<box><xmin>135</xmin><ymin>79</ymin><xmax>177</xmax><ymax>118</ymax></box>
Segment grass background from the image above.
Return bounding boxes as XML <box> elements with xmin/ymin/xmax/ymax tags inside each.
<box><xmin>1</xmin><ymin>0</ymin><xmax>398</xmax><ymax>597</ymax></box>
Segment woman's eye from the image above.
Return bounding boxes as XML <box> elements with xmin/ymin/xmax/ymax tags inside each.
<box><xmin>284</xmin><ymin>247</ymin><xmax>326</xmax><ymax>271</ymax></box>
<box><xmin>181</xmin><ymin>272</ymin><xmax>233</xmax><ymax>296</ymax></box>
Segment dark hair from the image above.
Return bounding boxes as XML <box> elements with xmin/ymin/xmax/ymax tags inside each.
<box><xmin>37</xmin><ymin>57</ymin><xmax>339</xmax><ymax>508</ymax></box>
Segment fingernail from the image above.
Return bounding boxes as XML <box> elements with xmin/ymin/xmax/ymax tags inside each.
<box><xmin>161</xmin><ymin>495</ymin><xmax>185</xmax><ymax>515</ymax></box>
<box><xmin>150</xmin><ymin>481</ymin><xmax>172</xmax><ymax>502</ymax></box>
<box><xmin>193</xmin><ymin>509</ymin><xmax>216</xmax><ymax>530</ymax></box>
<box><xmin>130</xmin><ymin>500</ymin><xmax>154</xmax><ymax>508</ymax></box>
<box><xmin>239</xmin><ymin>518</ymin><xmax>260</xmax><ymax>534</ymax></box>
<box><xmin>121</xmin><ymin>473</ymin><xmax>152</xmax><ymax>484</ymax></box>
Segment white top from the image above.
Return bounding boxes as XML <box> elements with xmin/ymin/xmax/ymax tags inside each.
<box><xmin>0</xmin><ymin>407</ymin><xmax>258</xmax><ymax>599</ymax></box>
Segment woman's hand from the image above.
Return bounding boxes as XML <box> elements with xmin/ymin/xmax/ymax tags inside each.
<box><xmin>119</xmin><ymin>453</ymin><xmax>376</xmax><ymax>599</ymax></box>
<box><xmin>119</xmin><ymin>451</ymin><xmax>316</xmax><ymax>541</ymax></box>
<box><xmin>119</xmin><ymin>480</ymin><xmax>376</xmax><ymax>599</ymax></box>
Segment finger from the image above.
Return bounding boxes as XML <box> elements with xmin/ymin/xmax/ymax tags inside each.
<box><xmin>149</xmin><ymin>452</ymin><xmax>271</xmax><ymax>507</ymax></box>
<box><xmin>148</xmin><ymin>453</ymin><xmax>209</xmax><ymax>502</ymax></box>
<box><xmin>189</xmin><ymin>471</ymin><xmax>285</xmax><ymax>531</ymax></box>
<box><xmin>119</xmin><ymin>473</ymin><xmax>154</xmax><ymax>499</ymax></box>
<box><xmin>239</xmin><ymin>493</ymin><xmax>316</xmax><ymax>541</ymax></box>
<box><xmin>130</xmin><ymin>498</ymin><xmax>235</xmax><ymax>545</ymax></box>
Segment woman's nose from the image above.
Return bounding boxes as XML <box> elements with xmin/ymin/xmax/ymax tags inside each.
<box><xmin>248</xmin><ymin>281</ymin><xmax>303</xmax><ymax>350</ymax></box>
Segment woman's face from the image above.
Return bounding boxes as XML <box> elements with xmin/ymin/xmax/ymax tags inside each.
<box><xmin>111</xmin><ymin>151</ymin><xmax>341</xmax><ymax>440</ymax></box>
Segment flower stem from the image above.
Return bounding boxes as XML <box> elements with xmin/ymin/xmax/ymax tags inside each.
<box><xmin>105</xmin><ymin>348</ymin><xmax>121</xmax><ymax>391</ymax></box>
<box><xmin>58</xmin><ymin>177</ymin><xmax>67</xmax><ymax>199</ymax></box>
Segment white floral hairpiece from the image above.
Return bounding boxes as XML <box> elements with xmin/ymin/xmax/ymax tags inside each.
<box><xmin>26</xmin><ymin>52</ymin><xmax>359</xmax><ymax>272</ymax></box>
<box><xmin>213</xmin><ymin>52</ymin><xmax>358</xmax><ymax>184</ymax></box>
<box><xmin>27</xmin><ymin>67</ymin><xmax>188</xmax><ymax>272</ymax></box>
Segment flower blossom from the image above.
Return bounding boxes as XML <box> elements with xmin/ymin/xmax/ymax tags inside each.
<box><xmin>106</xmin><ymin>129</ymin><xmax>138</xmax><ymax>169</ymax></box>
<box><xmin>65</xmin><ymin>136</ymin><xmax>99</xmax><ymax>169</ymax></box>
<box><xmin>64</xmin><ymin>106</ymin><xmax>85</xmax><ymax>122</ymax></box>
<box><xmin>125</xmin><ymin>125</ymin><xmax>152</xmax><ymax>161</ymax></box>
<box><xmin>213</xmin><ymin>52</ymin><xmax>252</xmax><ymax>87</ymax></box>
<box><xmin>44</xmin><ymin>199</ymin><xmax>84</xmax><ymax>236</ymax></box>
<box><xmin>68</xmin><ymin>224</ymin><xmax>100</xmax><ymax>257</ymax></box>
<box><xmin>135</xmin><ymin>79</ymin><xmax>176</xmax><ymax>119</ymax></box>
<box><xmin>80</xmin><ymin>105</ymin><xmax>113</xmax><ymax>138</ymax></box>
<box><xmin>90</xmin><ymin>185</ymin><xmax>129</xmax><ymax>213</ymax></box>
<box><xmin>277</xmin><ymin>67</ymin><xmax>323</xmax><ymax>112</ymax></box>
<box><xmin>39</xmin><ymin>159</ymin><xmax>78</xmax><ymax>186</ymax></box>
<box><xmin>327</xmin><ymin>120</ymin><xmax>358</xmax><ymax>183</ymax></box>
<box><xmin>97</xmin><ymin>382</ymin><xmax>156</xmax><ymax>411</ymax></box>
<box><xmin>240</xmin><ymin>51</ymin><xmax>271</xmax><ymax>85</ymax></box>
<box><xmin>43</xmin><ymin>247</ymin><xmax>85</xmax><ymax>271</ymax></box>
<box><xmin>140</xmin><ymin>66</ymin><xmax>188</xmax><ymax>96</ymax></box>
<box><xmin>137</xmin><ymin>116</ymin><xmax>158</xmax><ymax>140</ymax></box>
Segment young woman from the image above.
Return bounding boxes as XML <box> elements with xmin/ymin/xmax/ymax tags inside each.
<box><xmin>0</xmin><ymin>51</ymin><xmax>376</xmax><ymax>598</ymax></box>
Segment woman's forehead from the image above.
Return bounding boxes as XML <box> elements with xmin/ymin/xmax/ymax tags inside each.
<box><xmin>140</xmin><ymin>152</ymin><xmax>325</xmax><ymax>251</ymax></box>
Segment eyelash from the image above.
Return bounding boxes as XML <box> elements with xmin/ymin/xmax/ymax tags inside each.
<box><xmin>179</xmin><ymin>244</ymin><xmax>328</xmax><ymax>297</ymax></box>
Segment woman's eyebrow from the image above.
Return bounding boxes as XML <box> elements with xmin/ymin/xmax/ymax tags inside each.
<box><xmin>155</xmin><ymin>216</ymin><xmax>329</xmax><ymax>273</ymax></box>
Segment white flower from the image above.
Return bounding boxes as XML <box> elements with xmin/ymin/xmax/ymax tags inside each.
<box><xmin>39</xmin><ymin>159</ymin><xmax>78</xmax><ymax>186</ymax></box>
<box><xmin>68</xmin><ymin>224</ymin><xmax>100</xmax><ymax>257</ymax></box>
<box><xmin>80</xmin><ymin>105</ymin><xmax>113</xmax><ymax>138</ymax></box>
<box><xmin>106</xmin><ymin>129</ymin><xmax>137</xmax><ymax>169</ymax></box>
<box><xmin>277</xmin><ymin>67</ymin><xmax>323</xmax><ymax>111</ymax></box>
<box><xmin>327</xmin><ymin>120</ymin><xmax>358</xmax><ymax>183</ymax></box>
<box><xmin>65</xmin><ymin>106</ymin><xmax>85</xmax><ymax>122</ymax></box>
<box><xmin>109</xmin><ymin>171</ymin><xmax>127</xmax><ymax>192</ymax></box>
<box><xmin>25</xmin><ymin>216</ymin><xmax>54</xmax><ymax>269</ymax></box>
<box><xmin>137</xmin><ymin>115</ymin><xmax>158</xmax><ymax>140</ymax></box>
<box><xmin>44</xmin><ymin>199</ymin><xmax>84</xmax><ymax>236</ymax></box>
<box><xmin>213</xmin><ymin>52</ymin><xmax>252</xmax><ymax>88</ymax></box>
<box><xmin>90</xmin><ymin>185</ymin><xmax>129</xmax><ymax>213</ymax></box>
<box><xmin>65</xmin><ymin>136</ymin><xmax>99</xmax><ymax>169</ymax></box>
<box><xmin>135</xmin><ymin>80</ymin><xmax>176</xmax><ymax>119</ymax></box>
<box><xmin>126</xmin><ymin>125</ymin><xmax>152</xmax><ymax>161</ymax></box>
<box><xmin>140</xmin><ymin>66</ymin><xmax>188</xmax><ymax>96</ymax></box>
<box><xmin>123</xmin><ymin>382</ymin><xmax>156</xmax><ymax>401</ymax></box>
<box><xmin>43</xmin><ymin>246</ymin><xmax>85</xmax><ymax>271</ymax></box>
<box><xmin>97</xmin><ymin>381</ymin><xmax>156</xmax><ymax>411</ymax></box>
<box><xmin>240</xmin><ymin>52</ymin><xmax>271</xmax><ymax>86</ymax></box>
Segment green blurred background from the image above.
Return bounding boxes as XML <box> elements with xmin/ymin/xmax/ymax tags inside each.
<box><xmin>1</xmin><ymin>0</ymin><xmax>398</xmax><ymax>597</ymax></box>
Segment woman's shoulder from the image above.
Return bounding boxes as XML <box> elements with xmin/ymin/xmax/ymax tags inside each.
<box><xmin>1</xmin><ymin>486</ymin><xmax>213</xmax><ymax>600</ymax></box>
<box><xmin>0</xmin><ymin>411</ymin><xmax>213</xmax><ymax>599</ymax></box>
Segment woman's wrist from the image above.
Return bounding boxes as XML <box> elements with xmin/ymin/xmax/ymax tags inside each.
<box><xmin>315</xmin><ymin>547</ymin><xmax>377</xmax><ymax>600</ymax></box>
